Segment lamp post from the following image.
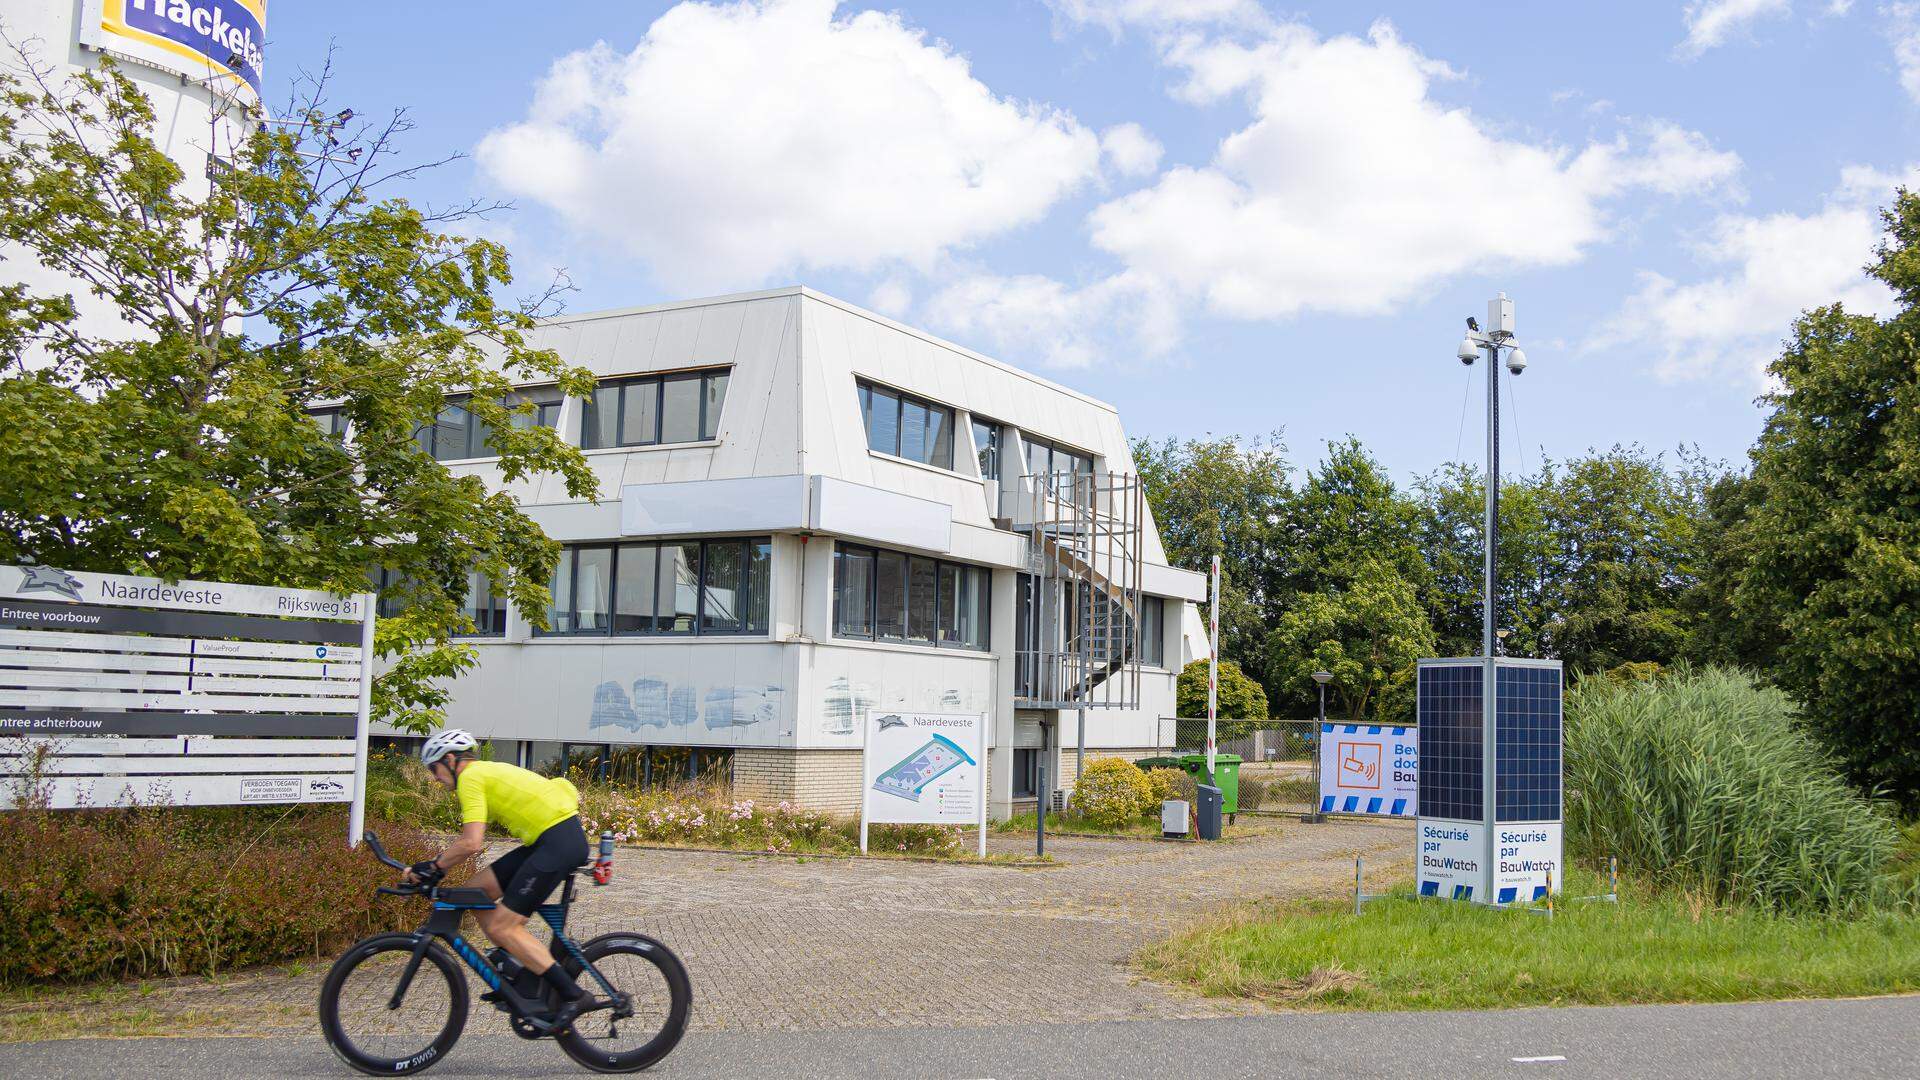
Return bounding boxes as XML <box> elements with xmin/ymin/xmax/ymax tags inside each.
<box><xmin>1453</xmin><ymin>293</ymin><xmax>1531</xmax><ymax>890</ymax></box>
<box><xmin>1310</xmin><ymin>670</ymin><xmax>1331</xmax><ymax>823</ymax></box>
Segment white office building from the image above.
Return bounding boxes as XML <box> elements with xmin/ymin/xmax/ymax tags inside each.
<box><xmin>368</xmin><ymin>287</ymin><xmax>1210</xmax><ymax>821</ymax></box>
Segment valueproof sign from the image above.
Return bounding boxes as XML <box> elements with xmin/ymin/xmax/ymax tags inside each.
<box><xmin>79</xmin><ymin>0</ymin><xmax>268</xmax><ymax>104</ymax></box>
<box><xmin>0</xmin><ymin>564</ymin><xmax>374</xmax><ymax>845</ymax></box>
<box><xmin>1317</xmin><ymin>724</ymin><xmax>1416</xmax><ymax>817</ymax></box>
<box><xmin>860</xmin><ymin>711</ymin><xmax>987</xmax><ymax>857</ymax></box>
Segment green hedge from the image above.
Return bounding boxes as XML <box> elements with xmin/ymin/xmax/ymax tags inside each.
<box><xmin>1565</xmin><ymin>666</ymin><xmax>1906</xmax><ymax>915</ymax></box>
<box><xmin>0</xmin><ymin>805</ymin><xmax>439</xmax><ymax>985</ymax></box>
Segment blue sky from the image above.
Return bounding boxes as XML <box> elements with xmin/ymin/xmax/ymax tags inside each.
<box><xmin>266</xmin><ymin>1</ymin><xmax>1920</xmax><ymax>480</ymax></box>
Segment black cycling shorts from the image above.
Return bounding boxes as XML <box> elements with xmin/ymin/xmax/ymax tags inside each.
<box><xmin>486</xmin><ymin>816</ymin><xmax>589</xmax><ymax>916</ymax></box>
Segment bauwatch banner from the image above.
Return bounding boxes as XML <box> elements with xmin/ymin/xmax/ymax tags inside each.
<box><xmin>1316</xmin><ymin>723</ymin><xmax>1417</xmax><ymax>817</ymax></box>
<box><xmin>80</xmin><ymin>0</ymin><xmax>268</xmax><ymax>104</ymax></box>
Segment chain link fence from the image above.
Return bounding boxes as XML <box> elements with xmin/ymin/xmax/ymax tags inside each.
<box><xmin>1154</xmin><ymin>717</ymin><xmax>1324</xmax><ymax>815</ymax></box>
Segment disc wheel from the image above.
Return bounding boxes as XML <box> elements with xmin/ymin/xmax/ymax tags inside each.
<box><xmin>319</xmin><ymin>933</ymin><xmax>469</xmax><ymax>1076</ymax></box>
<box><xmin>554</xmin><ymin>934</ymin><xmax>692</xmax><ymax>1073</ymax></box>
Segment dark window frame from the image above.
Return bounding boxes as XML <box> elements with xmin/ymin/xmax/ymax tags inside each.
<box><xmin>831</xmin><ymin>542</ymin><xmax>990</xmax><ymax>650</ymax></box>
<box><xmin>971</xmin><ymin>416</ymin><xmax>1003</xmax><ymax>481</ymax></box>
<box><xmin>1013</xmin><ymin>747</ymin><xmax>1040</xmax><ymax>798</ymax></box>
<box><xmin>541</xmin><ymin>537</ymin><xmax>771</xmax><ymax>638</ymax></box>
<box><xmin>857</xmin><ymin>379</ymin><xmax>956</xmax><ymax>470</ymax></box>
<box><xmin>1140</xmin><ymin>595</ymin><xmax>1165</xmax><ymax>668</ymax></box>
<box><xmin>582</xmin><ymin>368</ymin><xmax>731</xmax><ymax>450</ymax></box>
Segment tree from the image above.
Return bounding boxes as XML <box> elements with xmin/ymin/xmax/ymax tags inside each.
<box><xmin>0</xmin><ymin>52</ymin><xmax>597</xmax><ymax>731</ymax></box>
<box><xmin>1413</xmin><ymin>462</ymin><xmax>1554</xmax><ymax>658</ymax></box>
<box><xmin>1133</xmin><ymin>432</ymin><xmax>1290</xmax><ymax>676</ymax></box>
<box><xmin>1731</xmin><ymin>189</ymin><xmax>1920</xmax><ymax>809</ymax></box>
<box><xmin>1176</xmin><ymin>658</ymin><xmax>1270</xmax><ymax>739</ymax></box>
<box><xmin>1262</xmin><ymin>558</ymin><xmax>1435</xmax><ymax>724</ymax></box>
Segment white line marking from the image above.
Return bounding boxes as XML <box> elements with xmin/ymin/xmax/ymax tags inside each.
<box><xmin>1512</xmin><ymin>1055</ymin><xmax>1567</xmax><ymax>1063</ymax></box>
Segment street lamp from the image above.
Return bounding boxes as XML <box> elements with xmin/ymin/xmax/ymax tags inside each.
<box><xmin>1454</xmin><ymin>293</ymin><xmax>1528</xmax><ymax>661</ymax></box>
<box><xmin>1309</xmin><ymin>670</ymin><xmax>1332</xmax><ymax>824</ymax></box>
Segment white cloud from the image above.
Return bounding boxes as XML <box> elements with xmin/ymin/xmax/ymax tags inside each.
<box><xmin>1045</xmin><ymin>0</ymin><xmax>1272</xmax><ymax>35</ymax></box>
<box><xmin>1680</xmin><ymin>0</ymin><xmax>1793</xmax><ymax>56</ymax></box>
<box><xmin>1889</xmin><ymin>4</ymin><xmax>1920</xmax><ymax>103</ymax></box>
<box><xmin>475</xmin><ymin>0</ymin><xmax>1103</xmax><ymax>292</ymax></box>
<box><xmin>1100</xmin><ymin>122</ymin><xmax>1165</xmax><ymax>177</ymax></box>
<box><xmin>1078</xmin><ymin>21</ymin><xmax>1740</xmax><ymax>322</ymax></box>
<box><xmin>867</xmin><ymin>277</ymin><xmax>913</xmax><ymax>319</ymax></box>
<box><xmin>924</xmin><ymin>270</ymin><xmax>1182</xmax><ymax>369</ymax></box>
<box><xmin>1589</xmin><ymin>165</ymin><xmax>1913</xmax><ymax>382</ymax></box>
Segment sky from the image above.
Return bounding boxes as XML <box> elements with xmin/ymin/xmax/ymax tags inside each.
<box><xmin>263</xmin><ymin>0</ymin><xmax>1920</xmax><ymax>481</ymax></box>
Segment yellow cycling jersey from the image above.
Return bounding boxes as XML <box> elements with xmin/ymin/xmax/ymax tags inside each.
<box><xmin>455</xmin><ymin>760</ymin><xmax>579</xmax><ymax>845</ymax></box>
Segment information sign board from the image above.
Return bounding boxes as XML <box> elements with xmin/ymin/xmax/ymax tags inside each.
<box><xmin>859</xmin><ymin>711</ymin><xmax>987</xmax><ymax>857</ymax></box>
<box><xmin>1316</xmin><ymin>723</ymin><xmax>1417</xmax><ymax>817</ymax></box>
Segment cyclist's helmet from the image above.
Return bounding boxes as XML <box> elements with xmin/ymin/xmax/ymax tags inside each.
<box><xmin>421</xmin><ymin>728</ymin><xmax>478</xmax><ymax>767</ymax></box>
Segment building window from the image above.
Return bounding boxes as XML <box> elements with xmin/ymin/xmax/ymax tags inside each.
<box><xmin>1141</xmin><ymin>595</ymin><xmax>1165</xmax><ymax>667</ymax></box>
<box><xmin>832</xmin><ymin>543</ymin><xmax>989</xmax><ymax>649</ymax></box>
<box><xmin>972</xmin><ymin>417</ymin><xmax>1003</xmax><ymax>480</ymax></box>
<box><xmin>544</xmin><ymin>538</ymin><xmax>770</xmax><ymax>636</ymax></box>
<box><xmin>369</xmin><ymin>566</ymin><xmax>410</xmax><ymax>620</ymax></box>
<box><xmin>1013</xmin><ymin>747</ymin><xmax>1039</xmax><ymax>799</ymax></box>
<box><xmin>460</xmin><ymin>569</ymin><xmax>508</xmax><ymax>637</ymax></box>
<box><xmin>858</xmin><ymin>380</ymin><xmax>954</xmax><ymax>469</ymax></box>
<box><xmin>582</xmin><ymin>368</ymin><xmax>730</xmax><ymax>450</ymax></box>
<box><xmin>310</xmin><ymin>406</ymin><xmax>348</xmax><ymax>439</ymax></box>
<box><xmin>412</xmin><ymin>389</ymin><xmax>561</xmax><ymax>462</ymax></box>
<box><xmin>1023</xmin><ymin>435</ymin><xmax>1094</xmax><ymax>497</ymax></box>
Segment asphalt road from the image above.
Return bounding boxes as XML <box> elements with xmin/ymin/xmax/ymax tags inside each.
<box><xmin>4</xmin><ymin>996</ymin><xmax>1916</xmax><ymax>1079</ymax></box>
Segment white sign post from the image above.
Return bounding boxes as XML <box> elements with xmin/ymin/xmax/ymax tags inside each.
<box><xmin>1315</xmin><ymin>723</ymin><xmax>1417</xmax><ymax>818</ymax></box>
<box><xmin>0</xmin><ymin>564</ymin><xmax>375</xmax><ymax>846</ymax></box>
<box><xmin>860</xmin><ymin>711</ymin><xmax>987</xmax><ymax>858</ymax></box>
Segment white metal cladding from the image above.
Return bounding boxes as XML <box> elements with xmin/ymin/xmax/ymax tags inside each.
<box><xmin>0</xmin><ymin>565</ymin><xmax>375</xmax><ymax>835</ymax></box>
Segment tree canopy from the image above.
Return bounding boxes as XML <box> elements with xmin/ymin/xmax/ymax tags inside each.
<box><xmin>0</xmin><ymin>52</ymin><xmax>596</xmax><ymax>730</ymax></box>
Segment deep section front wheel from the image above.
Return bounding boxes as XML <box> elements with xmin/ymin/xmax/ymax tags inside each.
<box><xmin>554</xmin><ymin>933</ymin><xmax>693</xmax><ymax>1073</ymax></box>
<box><xmin>319</xmin><ymin>933</ymin><xmax>470</xmax><ymax>1076</ymax></box>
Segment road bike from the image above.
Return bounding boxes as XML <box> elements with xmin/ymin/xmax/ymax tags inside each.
<box><xmin>318</xmin><ymin>831</ymin><xmax>692</xmax><ymax>1075</ymax></box>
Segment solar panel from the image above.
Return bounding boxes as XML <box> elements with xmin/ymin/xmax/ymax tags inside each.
<box><xmin>1495</xmin><ymin>663</ymin><xmax>1562</xmax><ymax>823</ymax></box>
<box><xmin>1415</xmin><ymin>662</ymin><xmax>1482</xmax><ymax>821</ymax></box>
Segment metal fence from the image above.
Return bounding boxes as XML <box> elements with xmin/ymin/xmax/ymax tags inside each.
<box><xmin>1152</xmin><ymin>717</ymin><xmax>1323</xmax><ymax>816</ymax></box>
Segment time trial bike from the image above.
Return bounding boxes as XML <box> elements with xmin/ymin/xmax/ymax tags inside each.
<box><xmin>317</xmin><ymin>830</ymin><xmax>691</xmax><ymax>1075</ymax></box>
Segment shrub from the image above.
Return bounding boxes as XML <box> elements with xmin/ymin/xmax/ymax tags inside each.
<box><xmin>1177</xmin><ymin>659</ymin><xmax>1270</xmax><ymax>740</ymax></box>
<box><xmin>0</xmin><ymin>805</ymin><xmax>444</xmax><ymax>986</ymax></box>
<box><xmin>1565</xmin><ymin>666</ymin><xmax>1904</xmax><ymax>915</ymax></box>
<box><xmin>1144</xmin><ymin>766</ymin><xmax>1196</xmax><ymax>806</ymax></box>
<box><xmin>364</xmin><ymin>748</ymin><xmax>462</xmax><ymax>831</ymax></box>
<box><xmin>1072</xmin><ymin>758</ymin><xmax>1156</xmax><ymax>829</ymax></box>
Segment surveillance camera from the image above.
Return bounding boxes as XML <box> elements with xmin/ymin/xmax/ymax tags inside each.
<box><xmin>1457</xmin><ymin>336</ymin><xmax>1479</xmax><ymax>365</ymax></box>
<box><xmin>1506</xmin><ymin>347</ymin><xmax>1527</xmax><ymax>375</ymax></box>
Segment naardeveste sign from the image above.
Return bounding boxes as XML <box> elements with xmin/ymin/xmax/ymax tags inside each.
<box><xmin>0</xmin><ymin>564</ymin><xmax>374</xmax><ymax>845</ymax></box>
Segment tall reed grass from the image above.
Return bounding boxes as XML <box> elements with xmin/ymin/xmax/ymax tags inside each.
<box><xmin>1565</xmin><ymin>666</ymin><xmax>1906</xmax><ymax>915</ymax></box>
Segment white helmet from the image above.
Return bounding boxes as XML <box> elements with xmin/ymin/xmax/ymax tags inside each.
<box><xmin>421</xmin><ymin>729</ymin><xmax>478</xmax><ymax>767</ymax></box>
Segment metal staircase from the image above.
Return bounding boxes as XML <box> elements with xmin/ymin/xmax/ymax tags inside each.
<box><xmin>1007</xmin><ymin>468</ymin><xmax>1146</xmax><ymax>711</ymax></box>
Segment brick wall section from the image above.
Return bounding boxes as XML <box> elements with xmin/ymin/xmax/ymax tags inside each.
<box><xmin>732</xmin><ymin>748</ymin><xmax>863</xmax><ymax>816</ymax></box>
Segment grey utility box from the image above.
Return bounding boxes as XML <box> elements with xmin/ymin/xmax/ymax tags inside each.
<box><xmin>1195</xmin><ymin>785</ymin><xmax>1223</xmax><ymax>841</ymax></box>
<box><xmin>1161</xmin><ymin>799</ymin><xmax>1191</xmax><ymax>838</ymax></box>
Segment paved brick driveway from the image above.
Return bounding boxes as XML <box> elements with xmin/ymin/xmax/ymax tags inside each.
<box><xmin>1</xmin><ymin>817</ymin><xmax>1410</xmax><ymax>1039</ymax></box>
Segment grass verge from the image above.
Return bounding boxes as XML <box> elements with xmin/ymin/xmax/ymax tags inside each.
<box><xmin>1138</xmin><ymin>870</ymin><xmax>1920</xmax><ymax>1011</ymax></box>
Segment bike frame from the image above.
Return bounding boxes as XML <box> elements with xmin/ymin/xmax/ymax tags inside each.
<box><xmin>384</xmin><ymin>870</ymin><xmax>618</xmax><ymax>1024</ymax></box>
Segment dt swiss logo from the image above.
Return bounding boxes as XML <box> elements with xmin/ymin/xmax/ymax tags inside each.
<box><xmin>17</xmin><ymin>565</ymin><xmax>83</xmax><ymax>601</ymax></box>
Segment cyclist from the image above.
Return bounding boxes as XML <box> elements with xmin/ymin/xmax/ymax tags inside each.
<box><xmin>402</xmin><ymin>729</ymin><xmax>594</xmax><ymax>1031</ymax></box>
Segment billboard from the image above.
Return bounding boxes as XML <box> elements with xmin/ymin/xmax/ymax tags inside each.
<box><xmin>79</xmin><ymin>0</ymin><xmax>268</xmax><ymax>104</ymax></box>
<box><xmin>1316</xmin><ymin>723</ymin><xmax>1416</xmax><ymax>817</ymax></box>
<box><xmin>859</xmin><ymin>711</ymin><xmax>987</xmax><ymax>856</ymax></box>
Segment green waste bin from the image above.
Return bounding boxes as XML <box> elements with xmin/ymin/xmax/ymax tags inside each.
<box><xmin>1178</xmin><ymin>753</ymin><xmax>1241</xmax><ymax>816</ymax></box>
<box><xmin>1133</xmin><ymin>756</ymin><xmax>1181</xmax><ymax>772</ymax></box>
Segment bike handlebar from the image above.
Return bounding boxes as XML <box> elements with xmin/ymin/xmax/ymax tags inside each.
<box><xmin>362</xmin><ymin>830</ymin><xmax>407</xmax><ymax>871</ymax></box>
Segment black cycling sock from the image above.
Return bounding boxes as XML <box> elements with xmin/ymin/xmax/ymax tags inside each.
<box><xmin>541</xmin><ymin>963</ymin><xmax>584</xmax><ymax>1001</ymax></box>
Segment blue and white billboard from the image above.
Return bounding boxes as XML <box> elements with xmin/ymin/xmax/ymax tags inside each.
<box><xmin>81</xmin><ymin>0</ymin><xmax>267</xmax><ymax>104</ymax></box>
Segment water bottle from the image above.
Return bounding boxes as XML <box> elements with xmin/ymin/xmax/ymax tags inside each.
<box><xmin>592</xmin><ymin>830</ymin><xmax>614</xmax><ymax>886</ymax></box>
